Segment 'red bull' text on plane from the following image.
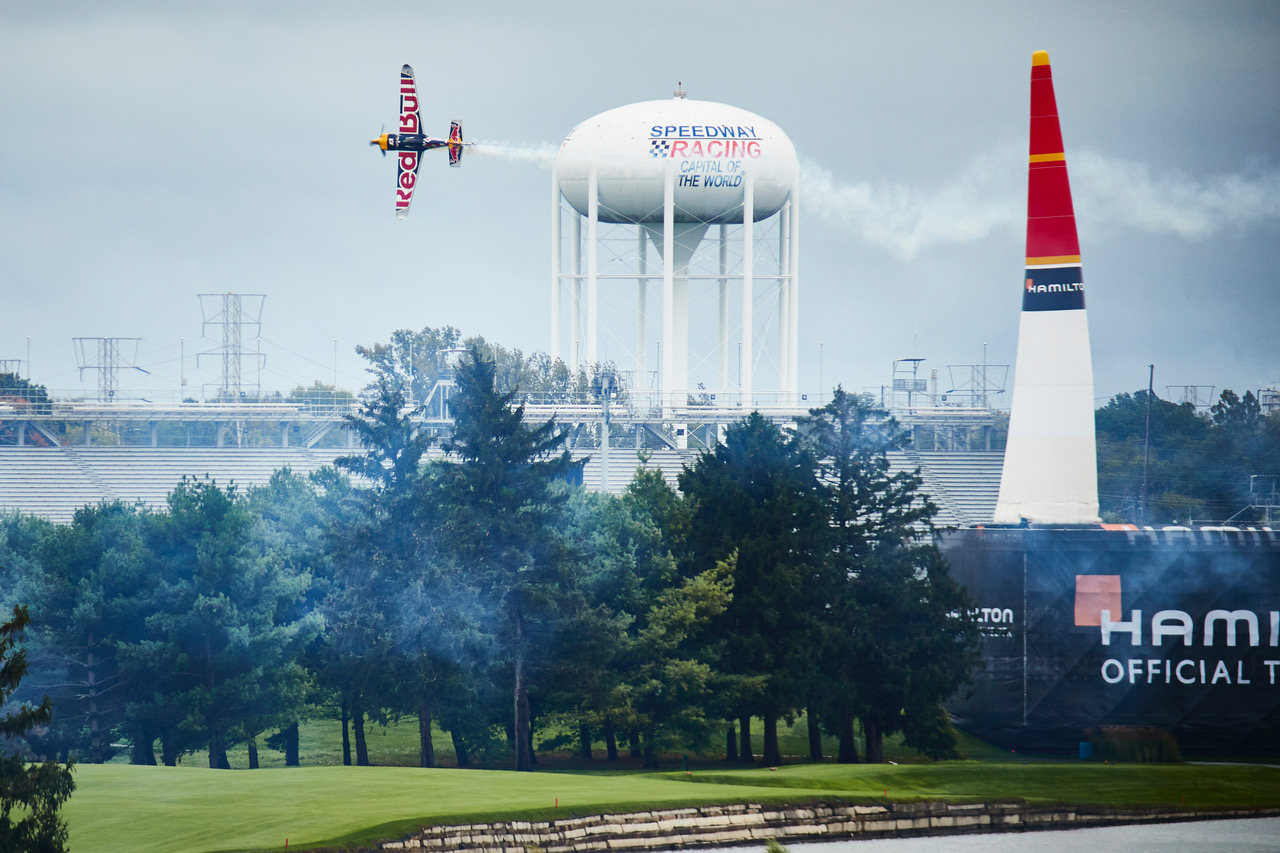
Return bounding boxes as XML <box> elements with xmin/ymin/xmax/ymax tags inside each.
<box><xmin>369</xmin><ymin>64</ymin><xmax>468</xmax><ymax>219</ymax></box>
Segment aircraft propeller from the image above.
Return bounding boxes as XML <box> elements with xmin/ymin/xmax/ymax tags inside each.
<box><xmin>369</xmin><ymin>124</ymin><xmax>387</xmax><ymax>157</ymax></box>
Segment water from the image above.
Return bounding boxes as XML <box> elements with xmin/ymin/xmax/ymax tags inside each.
<box><xmin>721</xmin><ymin>817</ymin><xmax>1280</xmax><ymax>852</ymax></box>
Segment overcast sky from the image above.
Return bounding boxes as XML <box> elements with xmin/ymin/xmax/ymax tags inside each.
<box><xmin>2</xmin><ymin>1</ymin><xmax>1277</xmax><ymax>409</ymax></box>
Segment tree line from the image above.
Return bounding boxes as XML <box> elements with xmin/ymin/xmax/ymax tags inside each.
<box><xmin>0</xmin><ymin>339</ymin><xmax>978</xmax><ymax>773</ymax></box>
<box><xmin>1096</xmin><ymin>388</ymin><xmax>1280</xmax><ymax>524</ymax></box>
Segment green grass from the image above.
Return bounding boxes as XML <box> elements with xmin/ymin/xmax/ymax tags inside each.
<box><xmin>663</xmin><ymin>761</ymin><xmax>1280</xmax><ymax>809</ymax></box>
<box><xmin>74</xmin><ymin>715</ymin><xmax>1275</xmax><ymax>852</ymax></box>
<box><xmin>63</xmin><ymin>763</ymin><xmax>820</xmax><ymax>853</ymax></box>
<box><xmin>63</xmin><ymin>759</ymin><xmax>1280</xmax><ymax>853</ymax></box>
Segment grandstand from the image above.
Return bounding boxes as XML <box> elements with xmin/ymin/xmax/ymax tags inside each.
<box><xmin>578</xmin><ymin>448</ymin><xmax>1001</xmax><ymax>528</ymax></box>
<box><xmin>0</xmin><ymin>444</ymin><xmax>1003</xmax><ymax>527</ymax></box>
<box><xmin>0</xmin><ymin>447</ymin><xmax>344</xmax><ymax>523</ymax></box>
<box><xmin>0</xmin><ymin>381</ymin><xmax>1007</xmax><ymax>525</ymax></box>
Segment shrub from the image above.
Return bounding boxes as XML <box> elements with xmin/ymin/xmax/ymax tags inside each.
<box><xmin>1085</xmin><ymin>726</ymin><xmax>1182</xmax><ymax>763</ymax></box>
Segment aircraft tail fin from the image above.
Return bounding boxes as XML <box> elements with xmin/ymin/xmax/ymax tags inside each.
<box><xmin>448</xmin><ymin>121</ymin><xmax>464</xmax><ymax>167</ymax></box>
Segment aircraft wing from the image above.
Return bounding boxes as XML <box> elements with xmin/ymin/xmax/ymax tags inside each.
<box><xmin>394</xmin><ymin>64</ymin><xmax>422</xmax><ymax>218</ymax></box>
<box><xmin>395</xmin><ymin>150</ymin><xmax>422</xmax><ymax>219</ymax></box>
<box><xmin>398</xmin><ymin>64</ymin><xmax>420</xmax><ymax>134</ymax></box>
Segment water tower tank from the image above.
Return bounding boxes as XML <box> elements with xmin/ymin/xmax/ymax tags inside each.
<box><xmin>556</xmin><ymin>98</ymin><xmax>798</xmax><ymax>224</ymax></box>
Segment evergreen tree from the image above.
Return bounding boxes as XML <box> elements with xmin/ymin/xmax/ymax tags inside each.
<box><xmin>543</xmin><ymin>490</ymin><xmax>633</xmax><ymax>761</ymax></box>
<box><xmin>125</xmin><ymin>479</ymin><xmax>319</xmax><ymax>768</ymax></box>
<box><xmin>0</xmin><ymin>513</ymin><xmax>56</xmax><ymax>634</ymax></box>
<box><xmin>556</xmin><ymin>478</ymin><xmax>732</xmax><ymax>767</ymax></box>
<box><xmin>799</xmin><ymin>388</ymin><xmax>978</xmax><ymax>762</ymax></box>
<box><xmin>28</xmin><ymin>502</ymin><xmax>154</xmax><ymax>764</ymax></box>
<box><xmin>623</xmin><ymin>552</ymin><xmax>735</xmax><ymax>768</ymax></box>
<box><xmin>848</xmin><ymin>540</ymin><xmax>977</xmax><ymax>761</ymax></box>
<box><xmin>433</xmin><ymin>344</ymin><xmax>574</xmax><ymax>771</ymax></box>
<box><xmin>679</xmin><ymin>412</ymin><xmax>828</xmax><ymax>766</ymax></box>
<box><xmin>333</xmin><ymin>354</ymin><xmax>468</xmax><ymax>767</ymax></box>
<box><xmin>321</xmin><ymin>477</ymin><xmax>414</xmax><ymax>763</ymax></box>
<box><xmin>1</xmin><ymin>605</ymin><xmax>75</xmax><ymax>853</ymax></box>
<box><xmin>243</xmin><ymin>469</ymin><xmax>336</xmax><ymax>767</ymax></box>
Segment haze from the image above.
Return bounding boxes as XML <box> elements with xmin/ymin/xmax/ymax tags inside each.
<box><xmin>2</xmin><ymin>0</ymin><xmax>1277</xmax><ymax>406</ymax></box>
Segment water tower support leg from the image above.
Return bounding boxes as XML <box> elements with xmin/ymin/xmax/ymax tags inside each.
<box><xmin>779</xmin><ymin>204</ymin><xmax>791</xmax><ymax>396</ymax></box>
<box><xmin>637</xmin><ymin>229</ymin><xmax>647</xmax><ymax>394</ymax></box>
<box><xmin>674</xmin><ymin>269</ymin><xmax>688</xmax><ymax>404</ymax></box>
<box><xmin>662</xmin><ymin>161</ymin><xmax>675</xmax><ymax>419</ymax></box>
<box><xmin>587</xmin><ymin>164</ymin><xmax>599</xmax><ymax>368</ymax></box>
<box><xmin>789</xmin><ymin>187</ymin><xmax>801</xmax><ymax>395</ymax></box>
<box><xmin>550</xmin><ymin>166</ymin><xmax>562</xmax><ymax>362</ymax></box>
<box><xmin>571</xmin><ymin>215</ymin><xmax>583</xmax><ymax>372</ymax></box>
<box><xmin>718</xmin><ymin>225</ymin><xmax>729</xmax><ymax>394</ymax></box>
<box><xmin>741</xmin><ymin>172</ymin><xmax>754</xmax><ymax>403</ymax></box>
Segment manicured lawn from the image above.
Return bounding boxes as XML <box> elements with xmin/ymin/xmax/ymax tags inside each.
<box><xmin>64</xmin><ymin>759</ymin><xmax>1280</xmax><ymax>853</ymax></box>
<box><xmin>63</xmin><ymin>763</ymin><xmax>814</xmax><ymax>853</ymax></box>
<box><xmin>668</xmin><ymin>761</ymin><xmax>1280</xmax><ymax>810</ymax></box>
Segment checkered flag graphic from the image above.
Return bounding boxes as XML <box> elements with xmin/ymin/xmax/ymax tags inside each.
<box><xmin>650</xmin><ymin>139</ymin><xmax>671</xmax><ymax>158</ymax></box>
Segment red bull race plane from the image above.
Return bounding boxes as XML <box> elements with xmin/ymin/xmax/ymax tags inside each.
<box><xmin>369</xmin><ymin>64</ymin><xmax>467</xmax><ymax>219</ymax></box>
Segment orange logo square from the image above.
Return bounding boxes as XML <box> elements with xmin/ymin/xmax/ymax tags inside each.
<box><xmin>1074</xmin><ymin>575</ymin><xmax>1121</xmax><ymax>627</ymax></box>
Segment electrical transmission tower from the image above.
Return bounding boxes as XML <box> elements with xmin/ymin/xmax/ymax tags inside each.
<box><xmin>198</xmin><ymin>293</ymin><xmax>265</xmax><ymax>400</ymax></box>
<box><xmin>73</xmin><ymin>337</ymin><xmax>143</xmax><ymax>402</ymax></box>
<box><xmin>1167</xmin><ymin>385</ymin><xmax>1216</xmax><ymax>411</ymax></box>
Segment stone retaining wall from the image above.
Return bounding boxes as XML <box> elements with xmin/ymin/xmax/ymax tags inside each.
<box><xmin>382</xmin><ymin>801</ymin><xmax>1280</xmax><ymax>852</ymax></box>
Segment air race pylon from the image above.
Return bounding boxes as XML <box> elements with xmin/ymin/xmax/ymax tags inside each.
<box><xmin>993</xmin><ymin>51</ymin><xmax>1100</xmax><ymax>524</ymax></box>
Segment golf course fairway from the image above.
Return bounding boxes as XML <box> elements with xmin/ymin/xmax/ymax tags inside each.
<box><xmin>63</xmin><ymin>761</ymin><xmax>1280</xmax><ymax>853</ymax></box>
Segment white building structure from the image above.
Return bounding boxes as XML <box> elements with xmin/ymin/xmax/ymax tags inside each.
<box><xmin>994</xmin><ymin>51</ymin><xmax>1100</xmax><ymax>524</ymax></box>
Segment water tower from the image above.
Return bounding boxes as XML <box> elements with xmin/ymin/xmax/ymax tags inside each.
<box><xmin>551</xmin><ymin>94</ymin><xmax>800</xmax><ymax>426</ymax></box>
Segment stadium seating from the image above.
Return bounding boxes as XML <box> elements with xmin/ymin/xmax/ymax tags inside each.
<box><xmin>0</xmin><ymin>446</ymin><xmax>1004</xmax><ymax>526</ymax></box>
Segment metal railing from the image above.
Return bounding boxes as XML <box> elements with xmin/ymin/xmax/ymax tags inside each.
<box><xmin>1</xmin><ymin>385</ymin><xmax>1006</xmax><ymax>451</ymax></box>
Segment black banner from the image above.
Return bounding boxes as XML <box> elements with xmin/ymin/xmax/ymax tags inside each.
<box><xmin>940</xmin><ymin>527</ymin><xmax>1280</xmax><ymax>756</ymax></box>
<box><xmin>1022</xmin><ymin>265</ymin><xmax>1085</xmax><ymax>311</ymax></box>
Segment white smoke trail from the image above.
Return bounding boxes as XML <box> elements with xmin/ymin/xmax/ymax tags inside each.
<box><xmin>473</xmin><ymin>140</ymin><xmax>1280</xmax><ymax>255</ymax></box>
<box><xmin>800</xmin><ymin>147</ymin><xmax>1023</xmax><ymax>260</ymax></box>
<box><xmin>801</xmin><ymin>147</ymin><xmax>1280</xmax><ymax>259</ymax></box>
<box><xmin>1071</xmin><ymin>152</ymin><xmax>1280</xmax><ymax>240</ymax></box>
<box><xmin>470</xmin><ymin>140</ymin><xmax>559</xmax><ymax>167</ymax></box>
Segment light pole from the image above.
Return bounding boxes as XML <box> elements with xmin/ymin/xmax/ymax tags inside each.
<box><xmin>592</xmin><ymin>370</ymin><xmax>617</xmax><ymax>492</ymax></box>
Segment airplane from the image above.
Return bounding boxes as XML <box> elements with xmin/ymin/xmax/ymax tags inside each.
<box><xmin>369</xmin><ymin>64</ymin><xmax>468</xmax><ymax>219</ymax></box>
